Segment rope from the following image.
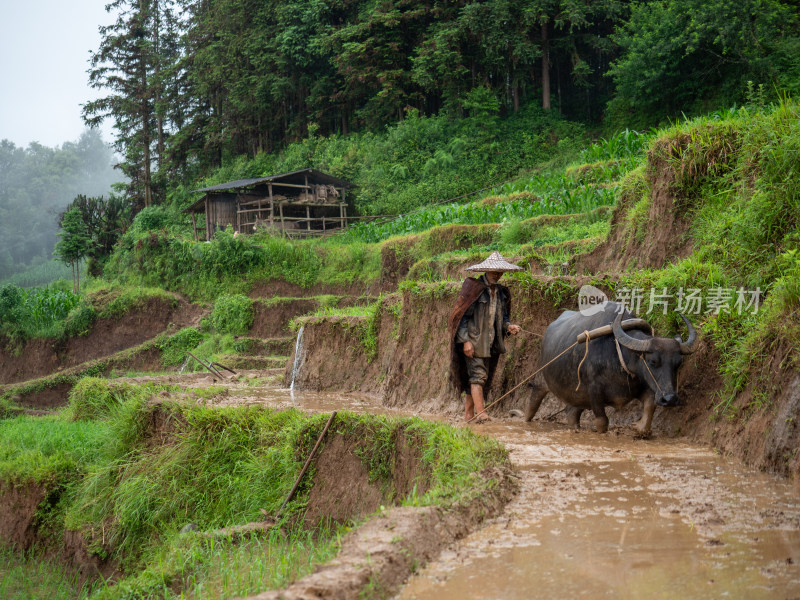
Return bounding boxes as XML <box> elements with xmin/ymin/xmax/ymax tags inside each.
<box><xmin>517</xmin><ymin>328</ymin><xmax>543</xmax><ymax>338</ymax></box>
<box><xmin>615</xmin><ymin>338</ymin><xmax>636</xmax><ymax>377</ymax></box>
<box><xmin>467</xmin><ymin>340</ymin><xmax>579</xmax><ymax>423</ymax></box>
<box><xmin>639</xmin><ymin>354</ymin><xmax>664</xmax><ymax>396</ymax></box>
<box><xmin>574</xmin><ymin>330</ymin><xmax>591</xmax><ymax>392</ymax></box>
<box><xmin>467</xmin><ymin>320</ymin><xmax>663</xmax><ymax>423</ymax></box>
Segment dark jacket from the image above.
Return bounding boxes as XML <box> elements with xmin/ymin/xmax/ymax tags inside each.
<box><xmin>448</xmin><ymin>276</ymin><xmax>512</xmax><ymax>395</ymax></box>
<box><xmin>455</xmin><ymin>276</ymin><xmax>511</xmax><ymax>358</ymax></box>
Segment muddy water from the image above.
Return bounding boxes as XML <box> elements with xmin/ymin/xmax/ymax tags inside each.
<box><xmin>220</xmin><ymin>386</ymin><xmax>800</xmax><ymax>598</ymax></box>
<box><xmin>398</xmin><ymin>421</ymin><xmax>800</xmax><ymax>600</ymax></box>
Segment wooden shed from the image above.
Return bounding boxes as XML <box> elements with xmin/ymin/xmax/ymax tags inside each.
<box><xmin>184</xmin><ymin>169</ymin><xmax>355</xmax><ymax>241</ymax></box>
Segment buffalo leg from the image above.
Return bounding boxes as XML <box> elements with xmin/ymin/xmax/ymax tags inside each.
<box><xmin>591</xmin><ymin>400</ymin><xmax>609</xmax><ymax>433</ymax></box>
<box><xmin>522</xmin><ymin>382</ymin><xmax>548</xmax><ymax>422</ymax></box>
<box><xmin>634</xmin><ymin>391</ymin><xmax>655</xmax><ymax>436</ymax></box>
<box><xmin>565</xmin><ymin>406</ymin><xmax>583</xmax><ymax>429</ymax></box>
<box><xmin>509</xmin><ymin>376</ymin><xmax>548</xmax><ymax>421</ymax></box>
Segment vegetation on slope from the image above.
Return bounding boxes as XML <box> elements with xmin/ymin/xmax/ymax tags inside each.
<box><xmin>0</xmin><ymin>381</ymin><xmax>507</xmax><ymax>598</ymax></box>
<box><xmin>611</xmin><ymin>100</ymin><xmax>800</xmax><ymax>416</ymax></box>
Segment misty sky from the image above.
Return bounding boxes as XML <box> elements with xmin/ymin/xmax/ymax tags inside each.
<box><xmin>0</xmin><ymin>0</ymin><xmax>117</xmax><ymax>148</ymax></box>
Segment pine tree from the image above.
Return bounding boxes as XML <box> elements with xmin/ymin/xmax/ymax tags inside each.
<box><xmin>83</xmin><ymin>0</ymin><xmax>181</xmax><ymax>208</ymax></box>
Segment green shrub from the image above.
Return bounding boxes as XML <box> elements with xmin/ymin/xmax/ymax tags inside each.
<box><xmin>63</xmin><ymin>304</ymin><xmax>97</xmax><ymax>338</ymax></box>
<box><xmin>159</xmin><ymin>327</ymin><xmax>206</xmax><ymax>367</ymax></box>
<box><xmin>68</xmin><ymin>377</ymin><xmax>132</xmax><ymax>421</ymax></box>
<box><xmin>0</xmin><ymin>283</ymin><xmax>81</xmax><ymax>339</ymax></box>
<box><xmin>211</xmin><ymin>294</ymin><xmax>254</xmax><ymax>335</ymax></box>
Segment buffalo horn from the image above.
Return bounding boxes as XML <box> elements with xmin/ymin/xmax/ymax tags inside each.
<box><xmin>612</xmin><ymin>311</ymin><xmax>653</xmax><ymax>353</ymax></box>
<box><xmin>677</xmin><ymin>312</ymin><xmax>699</xmax><ymax>354</ymax></box>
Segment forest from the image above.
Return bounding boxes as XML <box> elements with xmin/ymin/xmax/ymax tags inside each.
<box><xmin>82</xmin><ymin>0</ymin><xmax>800</xmax><ymax>210</ymax></box>
<box><xmin>3</xmin><ymin>0</ymin><xmax>799</xmax><ymax>287</ymax></box>
<box><xmin>0</xmin><ymin>130</ymin><xmax>121</xmax><ymax>282</ymax></box>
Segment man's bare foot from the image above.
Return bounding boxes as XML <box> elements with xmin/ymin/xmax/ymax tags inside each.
<box><xmin>472</xmin><ymin>413</ymin><xmax>492</xmax><ymax>424</ymax></box>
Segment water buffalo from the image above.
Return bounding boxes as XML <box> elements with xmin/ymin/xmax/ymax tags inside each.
<box><xmin>511</xmin><ymin>301</ymin><xmax>698</xmax><ymax>435</ymax></box>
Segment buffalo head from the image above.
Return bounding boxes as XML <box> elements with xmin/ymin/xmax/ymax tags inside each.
<box><xmin>612</xmin><ymin>311</ymin><xmax>698</xmax><ymax>407</ymax></box>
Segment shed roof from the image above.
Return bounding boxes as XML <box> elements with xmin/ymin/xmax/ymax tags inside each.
<box><xmin>192</xmin><ymin>169</ymin><xmax>354</xmax><ymax>194</ymax></box>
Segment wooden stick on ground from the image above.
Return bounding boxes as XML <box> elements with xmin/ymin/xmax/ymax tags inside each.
<box><xmin>210</xmin><ymin>362</ymin><xmax>237</xmax><ymax>375</ymax></box>
<box><xmin>278</xmin><ymin>411</ymin><xmax>338</xmax><ymax>518</ymax></box>
<box><xmin>186</xmin><ymin>351</ymin><xmax>224</xmax><ymax>378</ymax></box>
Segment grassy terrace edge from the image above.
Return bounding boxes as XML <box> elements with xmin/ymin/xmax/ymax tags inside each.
<box><xmin>0</xmin><ymin>387</ymin><xmax>514</xmax><ymax>599</ymax></box>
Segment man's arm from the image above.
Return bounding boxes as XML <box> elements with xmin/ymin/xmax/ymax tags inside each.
<box><xmin>456</xmin><ymin>305</ymin><xmax>473</xmax><ymax>344</ymax></box>
<box><xmin>502</xmin><ymin>290</ymin><xmax>520</xmax><ymax>335</ymax></box>
<box><xmin>457</xmin><ymin>305</ymin><xmax>475</xmax><ymax>357</ymax></box>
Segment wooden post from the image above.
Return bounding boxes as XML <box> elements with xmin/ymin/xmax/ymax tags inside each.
<box><xmin>236</xmin><ymin>194</ymin><xmax>241</xmax><ymax>234</ymax></box>
<box><xmin>268</xmin><ymin>183</ymin><xmax>274</xmax><ymax>227</ymax></box>
<box><xmin>340</xmin><ymin>203</ymin><xmax>345</xmax><ymax>230</ymax></box>
<box><xmin>322</xmin><ymin>215</ymin><xmax>326</xmax><ymax>233</ymax></box>
<box><xmin>306</xmin><ymin>205</ymin><xmax>311</xmax><ymax>232</ymax></box>
<box><xmin>205</xmin><ymin>198</ymin><xmax>211</xmax><ymax>240</ymax></box>
<box><xmin>191</xmin><ymin>213</ymin><xmax>198</xmax><ymax>242</ymax></box>
<box><xmin>341</xmin><ymin>189</ymin><xmax>347</xmax><ymax>230</ymax></box>
<box><xmin>279</xmin><ymin>202</ymin><xmax>285</xmax><ymax>237</ymax></box>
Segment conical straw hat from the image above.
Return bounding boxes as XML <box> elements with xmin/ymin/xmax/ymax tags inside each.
<box><xmin>465</xmin><ymin>251</ymin><xmax>523</xmax><ymax>272</ymax></box>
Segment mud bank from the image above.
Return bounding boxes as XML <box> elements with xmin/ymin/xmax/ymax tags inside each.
<box><xmin>0</xmin><ymin>337</ymin><xmax>175</xmax><ymax>410</ymax></box>
<box><xmin>250</xmin><ymin>296</ymin><xmax>378</xmax><ymax>338</ymax></box>
<box><xmin>0</xmin><ymin>403</ymin><xmax>515</xmax><ymax>600</ymax></box>
<box><xmin>287</xmin><ymin>279</ymin><xmax>800</xmax><ymax>479</ymax></box>
<box><xmin>249</xmin><ymin>279</ymin><xmax>382</xmax><ymax>299</ymax></box>
<box><xmin>243</xmin><ymin>476</ymin><xmax>515</xmax><ymax>600</ymax></box>
<box><xmin>0</xmin><ymin>481</ymin><xmax>114</xmax><ymax>582</ymax></box>
<box><xmin>0</xmin><ymin>481</ymin><xmax>46</xmax><ymax>549</ymax></box>
<box><xmin>0</xmin><ymin>296</ymin><xmax>203</xmax><ymax>385</ymax></box>
<box><xmin>573</xmin><ymin>156</ymin><xmax>694</xmax><ymax>275</ymax></box>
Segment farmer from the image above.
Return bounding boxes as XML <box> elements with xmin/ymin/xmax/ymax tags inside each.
<box><xmin>449</xmin><ymin>251</ymin><xmax>522</xmax><ymax>423</ymax></box>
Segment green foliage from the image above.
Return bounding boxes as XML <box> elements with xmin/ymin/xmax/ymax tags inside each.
<box><xmin>0</xmin><ymin>415</ymin><xmax>110</xmax><ymax>484</ymax></box>
<box><xmin>127</xmin><ymin>205</ymin><xmax>189</xmax><ymax>237</ymax></box>
<box><xmin>62</xmin><ymin>304</ymin><xmax>98</xmax><ymax>338</ymax></box>
<box><xmin>158</xmin><ymin>327</ymin><xmax>205</xmax><ymax>367</ymax></box>
<box><xmin>0</xmin><ymin>547</ymin><xmax>97</xmax><ymax>599</ymax></box>
<box><xmin>607</xmin><ymin>0</ymin><xmax>800</xmax><ymax>127</ymax></box>
<box><xmin>89</xmin><ymin>525</ymin><xmax>342</xmax><ymax>600</ymax></box>
<box><xmin>0</xmin><ymin>283</ymin><xmax>82</xmax><ymax>340</ymax></box>
<box><xmin>53</xmin><ymin>207</ymin><xmax>91</xmax><ymax>292</ymax></box>
<box><xmin>104</xmin><ymin>227</ymin><xmax>325</xmax><ymax>300</ymax></box>
<box><xmin>65</xmin><ymin>194</ymin><xmax>133</xmax><ymax>276</ymax></box>
<box><xmin>583</xmin><ymin>129</ymin><xmax>650</xmax><ymax>162</ymax></box>
<box><xmin>211</xmin><ymin>294</ymin><xmax>254</xmax><ymax>336</ymax></box>
<box><xmin>600</xmin><ymin>101</ymin><xmax>800</xmax><ymax>419</ymax></box>
<box><xmin>340</xmin><ymin>164</ymin><xmax>615</xmax><ymax>245</ymax></box>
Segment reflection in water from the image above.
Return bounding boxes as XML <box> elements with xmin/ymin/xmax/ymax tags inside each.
<box><xmin>213</xmin><ymin>385</ymin><xmax>800</xmax><ymax>599</ymax></box>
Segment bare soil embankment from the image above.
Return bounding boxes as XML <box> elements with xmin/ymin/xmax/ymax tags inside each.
<box><xmin>288</xmin><ymin>277</ymin><xmax>799</xmax><ymax>479</ymax></box>
<box><xmin>0</xmin><ymin>296</ymin><xmax>204</xmax><ymax>385</ymax></box>
<box><xmin>573</xmin><ymin>150</ymin><xmax>695</xmax><ymax>274</ymax></box>
<box><xmin>286</xmin><ymin>279</ymin><xmax>709</xmax><ymax>430</ymax></box>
